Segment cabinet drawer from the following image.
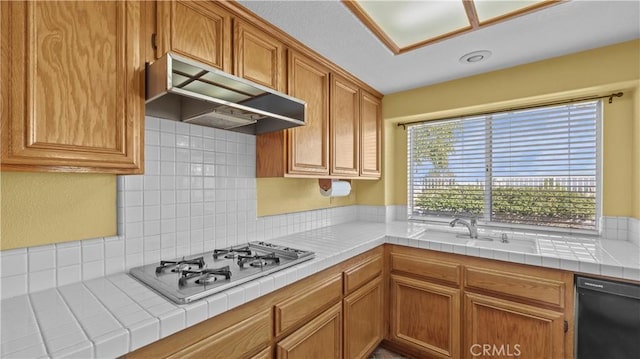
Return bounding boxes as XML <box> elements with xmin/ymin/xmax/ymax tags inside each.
<box><xmin>275</xmin><ymin>274</ymin><xmax>342</xmax><ymax>336</ymax></box>
<box><xmin>344</xmin><ymin>254</ymin><xmax>383</xmax><ymax>294</ymax></box>
<box><xmin>276</xmin><ymin>302</ymin><xmax>342</xmax><ymax>359</ymax></box>
<box><xmin>167</xmin><ymin>309</ymin><xmax>271</xmax><ymax>359</ymax></box>
<box><xmin>251</xmin><ymin>346</ymin><xmax>272</xmax><ymax>359</ymax></box>
<box><xmin>391</xmin><ymin>252</ymin><xmax>460</xmax><ymax>286</ymax></box>
<box><xmin>464</xmin><ymin>266</ymin><xmax>566</xmax><ymax>308</ymax></box>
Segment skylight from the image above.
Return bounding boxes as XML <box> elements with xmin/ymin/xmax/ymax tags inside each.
<box><xmin>343</xmin><ymin>0</ymin><xmax>562</xmax><ymax>54</ymax></box>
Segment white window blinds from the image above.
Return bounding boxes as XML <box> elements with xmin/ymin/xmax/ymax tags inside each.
<box><xmin>408</xmin><ymin>100</ymin><xmax>600</xmax><ymax>231</ymax></box>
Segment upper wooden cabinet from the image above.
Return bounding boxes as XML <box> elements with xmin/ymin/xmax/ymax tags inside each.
<box><xmin>156</xmin><ymin>0</ymin><xmax>231</xmax><ymax>72</ymax></box>
<box><xmin>359</xmin><ymin>91</ymin><xmax>382</xmax><ymax>178</ymax></box>
<box><xmin>255</xmin><ymin>57</ymin><xmax>383</xmax><ymax>179</ymax></box>
<box><xmin>0</xmin><ymin>0</ymin><xmax>144</xmax><ymax>173</ymax></box>
<box><xmin>150</xmin><ymin>1</ymin><xmax>382</xmax><ymax>180</ymax></box>
<box><xmin>286</xmin><ymin>51</ymin><xmax>331</xmax><ymax>176</ymax></box>
<box><xmin>233</xmin><ymin>19</ymin><xmax>286</xmax><ymax>92</ymax></box>
<box><xmin>331</xmin><ymin>75</ymin><xmax>360</xmax><ymax>177</ymax></box>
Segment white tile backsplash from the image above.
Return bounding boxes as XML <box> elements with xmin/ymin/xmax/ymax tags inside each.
<box><xmin>1</xmin><ymin>249</ymin><xmax>28</xmax><ymax>277</ymax></box>
<box><xmin>0</xmin><ymin>117</ymin><xmax>359</xmax><ymax>300</ymax></box>
<box><xmin>602</xmin><ymin>216</ymin><xmax>639</xmax><ymax>244</ymax></box>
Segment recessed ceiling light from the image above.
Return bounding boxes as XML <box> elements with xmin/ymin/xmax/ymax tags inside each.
<box><xmin>344</xmin><ymin>0</ymin><xmax>557</xmax><ymax>55</ymax></box>
<box><xmin>459</xmin><ymin>50</ymin><xmax>492</xmax><ymax>64</ymax></box>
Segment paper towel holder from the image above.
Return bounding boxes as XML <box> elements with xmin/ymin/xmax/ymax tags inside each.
<box><xmin>318</xmin><ymin>178</ymin><xmax>351</xmax><ymax>192</ymax></box>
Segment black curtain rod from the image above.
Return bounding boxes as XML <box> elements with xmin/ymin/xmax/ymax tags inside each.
<box><xmin>397</xmin><ymin>92</ymin><xmax>624</xmax><ymax>129</ymax></box>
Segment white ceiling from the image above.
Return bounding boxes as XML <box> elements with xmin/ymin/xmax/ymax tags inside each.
<box><xmin>238</xmin><ymin>0</ymin><xmax>640</xmax><ymax>95</ymax></box>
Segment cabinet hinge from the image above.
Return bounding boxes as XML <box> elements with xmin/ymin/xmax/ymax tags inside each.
<box><xmin>151</xmin><ymin>33</ymin><xmax>157</xmax><ymax>50</ymax></box>
<box><xmin>563</xmin><ymin>320</ymin><xmax>568</xmax><ymax>333</ymax></box>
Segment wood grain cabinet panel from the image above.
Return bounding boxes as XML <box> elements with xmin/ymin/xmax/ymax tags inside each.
<box><xmin>464</xmin><ymin>266</ymin><xmax>566</xmax><ymax>309</ymax></box>
<box><xmin>390</xmin><ymin>274</ymin><xmax>461</xmax><ymax>359</ymax></box>
<box><xmin>343</xmin><ymin>277</ymin><xmax>383</xmax><ymax>359</ymax></box>
<box><xmin>344</xmin><ymin>254</ymin><xmax>383</xmax><ymax>295</ymax></box>
<box><xmin>330</xmin><ymin>74</ymin><xmax>360</xmax><ymax>176</ymax></box>
<box><xmin>464</xmin><ymin>292</ymin><xmax>565</xmax><ymax>359</ymax></box>
<box><xmin>156</xmin><ymin>0</ymin><xmax>231</xmax><ymax>71</ymax></box>
<box><xmin>233</xmin><ymin>19</ymin><xmax>286</xmax><ymax>92</ymax></box>
<box><xmin>391</xmin><ymin>252</ymin><xmax>461</xmax><ymax>286</ymax></box>
<box><xmin>167</xmin><ymin>309</ymin><xmax>272</xmax><ymax>359</ymax></box>
<box><xmin>251</xmin><ymin>346</ymin><xmax>273</xmax><ymax>359</ymax></box>
<box><xmin>275</xmin><ymin>274</ymin><xmax>342</xmax><ymax>336</ymax></box>
<box><xmin>359</xmin><ymin>90</ymin><xmax>382</xmax><ymax>178</ymax></box>
<box><xmin>277</xmin><ymin>302</ymin><xmax>342</xmax><ymax>359</ymax></box>
<box><xmin>286</xmin><ymin>50</ymin><xmax>330</xmax><ymax>176</ymax></box>
<box><xmin>0</xmin><ymin>0</ymin><xmax>144</xmax><ymax>173</ymax></box>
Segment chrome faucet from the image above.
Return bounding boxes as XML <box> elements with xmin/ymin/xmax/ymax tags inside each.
<box><xmin>450</xmin><ymin>217</ymin><xmax>478</xmax><ymax>239</ymax></box>
<box><xmin>501</xmin><ymin>233</ymin><xmax>509</xmax><ymax>243</ymax></box>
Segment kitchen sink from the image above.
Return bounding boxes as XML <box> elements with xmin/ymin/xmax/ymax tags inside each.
<box><xmin>416</xmin><ymin>230</ymin><xmax>469</xmax><ymax>244</ymax></box>
<box><xmin>414</xmin><ymin>230</ymin><xmax>538</xmax><ymax>254</ymax></box>
<box><xmin>469</xmin><ymin>238</ymin><xmax>538</xmax><ymax>254</ymax></box>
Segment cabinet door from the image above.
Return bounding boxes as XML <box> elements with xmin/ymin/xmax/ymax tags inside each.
<box><xmin>234</xmin><ymin>19</ymin><xmax>286</xmax><ymax>92</ymax></box>
<box><xmin>359</xmin><ymin>91</ymin><xmax>382</xmax><ymax>178</ymax></box>
<box><xmin>277</xmin><ymin>302</ymin><xmax>342</xmax><ymax>359</ymax></box>
<box><xmin>167</xmin><ymin>309</ymin><xmax>272</xmax><ymax>359</ymax></box>
<box><xmin>1</xmin><ymin>1</ymin><xmax>144</xmax><ymax>173</ymax></box>
<box><xmin>464</xmin><ymin>292</ymin><xmax>565</xmax><ymax>359</ymax></box>
<box><xmin>287</xmin><ymin>51</ymin><xmax>330</xmax><ymax>175</ymax></box>
<box><xmin>157</xmin><ymin>0</ymin><xmax>231</xmax><ymax>71</ymax></box>
<box><xmin>344</xmin><ymin>277</ymin><xmax>383</xmax><ymax>359</ymax></box>
<box><xmin>330</xmin><ymin>75</ymin><xmax>360</xmax><ymax>176</ymax></box>
<box><xmin>390</xmin><ymin>275</ymin><xmax>460</xmax><ymax>359</ymax></box>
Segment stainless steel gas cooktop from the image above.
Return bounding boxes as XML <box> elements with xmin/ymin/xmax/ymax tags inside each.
<box><xmin>129</xmin><ymin>241</ymin><xmax>315</xmax><ymax>304</ymax></box>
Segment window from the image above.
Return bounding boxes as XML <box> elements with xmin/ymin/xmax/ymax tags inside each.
<box><xmin>408</xmin><ymin>100</ymin><xmax>601</xmax><ymax>232</ymax></box>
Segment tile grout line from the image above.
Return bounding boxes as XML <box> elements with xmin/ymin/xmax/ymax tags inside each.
<box><xmin>80</xmin><ymin>280</ymin><xmax>132</xmax><ymax>350</ymax></box>
<box><xmin>13</xmin><ymin>294</ymin><xmax>48</xmax><ymax>357</ymax></box>
<box><xmin>55</xmin><ymin>286</ymin><xmax>98</xmax><ymax>358</ymax></box>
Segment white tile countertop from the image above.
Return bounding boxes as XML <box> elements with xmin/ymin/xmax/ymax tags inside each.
<box><xmin>1</xmin><ymin>221</ymin><xmax>638</xmax><ymax>358</ymax></box>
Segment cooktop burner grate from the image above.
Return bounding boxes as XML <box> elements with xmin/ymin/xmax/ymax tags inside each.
<box><xmin>129</xmin><ymin>241</ymin><xmax>315</xmax><ymax>304</ymax></box>
<box><xmin>155</xmin><ymin>257</ymin><xmax>205</xmax><ymax>274</ymax></box>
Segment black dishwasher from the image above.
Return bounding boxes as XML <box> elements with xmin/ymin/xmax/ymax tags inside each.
<box><xmin>576</xmin><ymin>276</ymin><xmax>640</xmax><ymax>359</ymax></box>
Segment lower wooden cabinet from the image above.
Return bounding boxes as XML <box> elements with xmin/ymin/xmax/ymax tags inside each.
<box><xmin>166</xmin><ymin>309</ymin><xmax>271</xmax><ymax>359</ymax></box>
<box><xmin>390</xmin><ymin>274</ymin><xmax>461</xmax><ymax>359</ymax></box>
<box><xmin>464</xmin><ymin>292</ymin><xmax>565</xmax><ymax>359</ymax></box>
<box><xmin>125</xmin><ymin>245</ymin><xmax>574</xmax><ymax>359</ymax></box>
<box><xmin>343</xmin><ymin>277</ymin><xmax>383</xmax><ymax>359</ymax></box>
<box><xmin>251</xmin><ymin>346</ymin><xmax>273</xmax><ymax>359</ymax></box>
<box><xmin>275</xmin><ymin>274</ymin><xmax>342</xmax><ymax>336</ymax></box>
<box><xmin>276</xmin><ymin>302</ymin><xmax>343</xmax><ymax>359</ymax></box>
<box><xmin>387</xmin><ymin>245</ymin><xmax>573</xmax><ymax>359</ymax></box>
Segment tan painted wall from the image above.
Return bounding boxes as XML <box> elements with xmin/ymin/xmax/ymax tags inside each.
<box><xmin>256</xmin><ymin>178</ymin><xmax>357</xmax><ymax>216</ymax></box>
<box><xmin>602</xmin><ymin>94</ymin><xmax>635</xmax><ymax>217</ymax></box>
<box><xmin>382</xmin><ymin>39</ymin><xmax>640</xmax><ymax>218</ymax></box>
<box><xmin>634</xmin><ymin>88</ymin><xmax>640</xmax><ymax>219</ymax></box>
<box><xmin>0</xmin><ymin>172</ymin><xmax>116</xmax><ymax>250</ymax></box>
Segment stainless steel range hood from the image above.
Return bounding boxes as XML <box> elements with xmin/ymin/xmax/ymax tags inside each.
<box><xmin>146</xmin><ymin>53</ymin><xmax>306</xmax><ymax>134</ymax></box>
